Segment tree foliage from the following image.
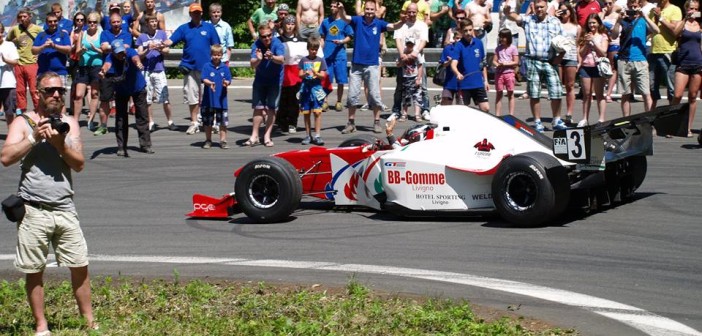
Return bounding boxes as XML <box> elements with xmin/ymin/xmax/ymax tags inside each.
<box><xmin>201</xmin><ymin>0</ymin><xmax>403</xmax><ymax>48</ymax></box>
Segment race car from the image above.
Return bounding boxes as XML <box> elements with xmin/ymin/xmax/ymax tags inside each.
<box><xmin>187</xmin><ymin>103</ymin><xmax>689</xmax><ymax>227</ymax></box>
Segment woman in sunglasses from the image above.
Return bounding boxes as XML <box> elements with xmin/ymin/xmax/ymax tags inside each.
<box><xmin>72</xmin><ymin>12</ymin><xmax>103</xmax><ymax>131</ymax></box>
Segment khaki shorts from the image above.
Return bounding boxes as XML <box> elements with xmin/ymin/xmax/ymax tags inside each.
<box><xmin>183</xmin><ymin>70</ymin><xmax>202</xmax><ymax>105</ymax></box>
<box><xmin>617</xmin><ymin>60</ymin><xmax>650</xmax><ymax>96</ymax></box>
<box><xmin>15</xmin><ymin>205</ymin><xmax>88</xmax><ymax>273</ymax></box>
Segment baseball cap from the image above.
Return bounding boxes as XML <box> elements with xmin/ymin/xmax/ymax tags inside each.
<box><xmin>109</xmin><ymin>2</ymin><xmax>120</xmax><ymax>11</ymax></box>
<box><xmin>111</xmin><ymin>39</ymin><xmax>126</xmax><ymax>53</ymax></box>
<box><xmin>405</xmin><ymin>37</ymin><xmax>416</xmax><ymax>45</ymax></box>
<box><xmin>277</xmin><ymin>3</ymin><xmax>289</xmax><ymax>13</ymax></box>
<box><xmin>283</xmin><ymin>15</ymin><xmax>296</xmax><ymax>24</ymax></box>
<box><xmin>189</xmin><ymin>3</ymin><xmax>203</xmax><ymax>12</ymax></box>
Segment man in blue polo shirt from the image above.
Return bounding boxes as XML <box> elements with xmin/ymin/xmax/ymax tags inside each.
<box><xmin>337</xmin><ymin>0</ymin><xmax>397</xmax><ymax>134</ymax></box>
<box><xmin>99</xmin><ymin>39</ymin><xmax>152</xmax><ymax>157</ymax></box>
<box><xmin>319</xmin><ymin>0</ymin><xmax>354</xmax><ymax>112</ymax></box>
<box><xmin>31</xmin><ymin>13</ymin><xmax>71</xmax><ymax>83</ymax></box>
<box><xmin>450</xmin><ymin>19</ymin><xmax>490</xmax><ymax>112</ymax></box>
<box><xmin>162</xmin><ymin>3</ymin><xmax>221</xmax><ymax>135</ymax></box>
<box><xmin>44</xmin><ymin>3</ymin><xmax>73</xmax><ymax>33</ymax></box>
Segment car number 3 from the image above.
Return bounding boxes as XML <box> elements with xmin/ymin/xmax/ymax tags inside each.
<box><xmin>567</xmin><ymin>129</ymin><xmax>585</xmax><ymax>160</ymax></box>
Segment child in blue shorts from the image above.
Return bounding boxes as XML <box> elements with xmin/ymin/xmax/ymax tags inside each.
<box><xmin>298</xmin><ymin>38</ymin><xmax>328</xmax><ymax>145</ymax></box>
<box><xmin>200</xmin><ymin>44</ymin><xmax>231</xmax><ymax>149</ymax></box>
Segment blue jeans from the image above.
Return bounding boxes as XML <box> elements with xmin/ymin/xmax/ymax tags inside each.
<box><xmin>648</xmin><ymin>53</ymin><xmax>675</xmax><ymax>102</ymax></box>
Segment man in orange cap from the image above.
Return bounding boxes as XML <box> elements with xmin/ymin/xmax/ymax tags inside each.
<box><xmin>161</xmin><ymin>3</ymin><xmax>221</xmax><ymax>135</ymax></box>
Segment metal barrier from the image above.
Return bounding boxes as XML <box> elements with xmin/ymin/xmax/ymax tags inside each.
<box><xmin>163</xmin><ymin>48</ymin><xmax>506</xmax><ymax>69</ymax></box>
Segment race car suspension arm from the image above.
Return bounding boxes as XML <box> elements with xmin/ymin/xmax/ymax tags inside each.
<box><xmin>298</xmin><ymin>161</ymin><xmax>328</xmax><ymax>176</ymax></box>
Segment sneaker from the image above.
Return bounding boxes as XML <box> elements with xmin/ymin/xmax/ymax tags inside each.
<box><xmin>534</xmin><ymin>120</ymin><xmax>545</xmax><ymax>133</ymax></box>
<box><xmin>552</xmin><ymin>118</ymin><xmax>568</xmax><ymax>131</ymax></box>
<box><xmin>360</xmin><ymin>104</ymin><xmax>369</xmax><ymax>110</ymax></box>
<box><xmin>335</xmin><ymin>102</ymin><xmax>343</xmax><ymax>111</ymax></box>
<box><xmin>140</xmin><ymin>146</ymin><xmax>155</xmax><ymax>154</ymax></box>
<box><xmin>202</xmin><ymin>141</ymin><xmax>212</xmax><ymax>149</ymax></box>
<box><xmin>386</xmin><ymin>113</ymin><xmax>397</xmax><ymax>123</ymax></box>
<box><xmin>116</xmin><ymin>148</ymin><xmax>129</xmax><ymax>157</ymax></box>
<box><xmin>220</xmin><ymin>141</ymin><xmax>230</xmax><ymax>149</ymax></box>
<box><xmin>168</xmin><ymin>122</ymin><xmax>177</xmax><ymax>131</ymax></box>
<box><xmin>577</xmin><ymin>119</ymin><xmax>589</xmax><ymax>127</ymax></box>
<box><xmin>213</xmin><ymin>125</ymin><xmax>219</xmax><ymax>134</ymax></box>
<box><xmin>422</xmin><ymin>110</ymin><xmax>431</xmax><ymax>121</ymax></box>
<box><xmin>87</xmin><ymin>122</ymin><xmax>95</xmax><ymax>132</ymax></box>
<box><xmin>564</xmin><ymin>115</ymin><xmax>573</xmax><ymax>126</ymax></box>
<box><xmin>373</xmin><ymin>121</ymin><xmax>382</xmax><ymax>134</ymax></box>
<box><xmin>148</xmin><ymin>122</ymin><xmax>156</xmax><ymax>132</ymax></box>
<box><xmin>186</xmin><ymin>122</ymin><xmax>199</xmax><ymax>135</ymax></box>
<box><xmin>301</xmin><ymin>135</ymin><xmax>312</xmax><ymax>145</ymax></box>
<box><xmin>93</xmin><ymin>126</ymin><xmax>107</xmax><ymax>136</ymax></box>
<box><xmin>288</xmin><ymin>125</ymin><xmax>297</xmax><ymax>134</ymax></box>
<box><xmin>341</xmin><ymin>122</ymin><xmax>356</xmax><ymax>134</ymax></box>
<box><xmin>322</xmin><ymin>102</ymin><xmax>328</xmax><ymax>111</ymax></box>
<box><xmin>314</xmin><ymin>136</ymin><xmax>324</xmax><ymax>146</ymax></box>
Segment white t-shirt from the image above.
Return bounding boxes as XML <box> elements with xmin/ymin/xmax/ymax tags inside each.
<box><xmin>393</xmin><ymin>20</ymin><xmax>430</xmax><ymax>51</ymax></box>
<box><xmin>0</xmin><ymin>40</ymin><xmax>19</xmax><ymax>89</ymax></box>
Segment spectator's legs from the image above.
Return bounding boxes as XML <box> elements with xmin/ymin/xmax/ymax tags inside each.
<box><xmin>530</xmin><ymin>98</ymin><xmax>542</xmax><ymax>120</ymax></box>
<box><xmin>648</xmin><ymin>53</ymin><xmax>674</xmax><ymax>109</ymax></box>
<box><xmin>133</xmin><ymin>91</ymin><xmax>151</xmax><ymax>148</ymax></box>
<box><xmin>73</xmin><ymin>82</ymin><xmax>88</xmax><ymax>120</ymax></box>
<box><xmin>421</xmin><ymin>68</ymin><xmax>429</xmax><ymax>112</ymax></box>
<box><xmin>581</xmin><ymin>76</ymin><xmax>593</xmax><ymax>124</ymax></box>
<box><xmin>27</xmin><ymin>64</ymin><xmax>39</xmax><ymax>109</ymax></box>
<box><xmin>115</xmin><ymin>94</ymin><xmax>130</xmax><ymax>150</ymax></box>
<box><xmin>592</xmin><ymin>77</ymin><xmax>606</xmax><ymax>122</ymax></box>
<box><xmin>69</xmin><ymin>266</ymin><xmax>95</xmax><ymax>329</ymax></box>
<box><xmin>392</xmin><ymin>69</ymin><xmax>403</xmax><ymax>113</ymax></box>
<box><xmin>620</xmin><ymin>94</ymin><xmax>632</xmax><ymax>117</ymax></box>
<box><xmin>251</xmin><ymin>108</ymin><xmax>264</xmax><ymax>142</ymax></box>
<box><xmin>26</xmin><ymin>271</ymin><xmax>48</xmax><ymax>334</ymax></box>
<box><xmin>366</xmin><ymin>65</ymin><xmax>383</xmax><ymax>125</ymax></box>
<box><xmin>346</xmin><ymin>65</ymin><xmax>363</xmax><ymax>122</ymax></box>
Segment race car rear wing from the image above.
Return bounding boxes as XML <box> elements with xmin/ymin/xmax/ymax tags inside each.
<box><xmin>552</xmin><ymin>103</ymin><xmax>689</xmax><ymax>170</ymax></box>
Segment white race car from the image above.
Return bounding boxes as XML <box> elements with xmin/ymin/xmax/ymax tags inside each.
<box><xmin>187</xmin><ymin>104</ymin><xmax>688</xmax><ymax>227</ymax></box>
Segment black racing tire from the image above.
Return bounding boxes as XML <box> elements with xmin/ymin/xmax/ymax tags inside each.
<box><xmin>492</xmin><ymin>152</ymin><xmax>571</xmax><ymax>227</ymax></box>
<box><xmin>235</xmin><ymin>157</ymin><xmax>302</xmax><ymax>223</ymax></box>
<box><xmin>338</xmin><ymin>134</ymin><xmax>383</xmax><ymax>148</ymax></box>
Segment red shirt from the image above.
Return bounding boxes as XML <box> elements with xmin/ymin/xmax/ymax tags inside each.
<box><xmin>576</xmin><ymin>0</ymin><xmax>602</xmax><ymax>28</ymax></box>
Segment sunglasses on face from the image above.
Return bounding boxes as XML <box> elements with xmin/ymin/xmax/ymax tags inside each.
<box><xmin>75</xmin><ymin>18</ymin><xmax>85</xmax><ymax>21</ymax></box>
<box><xmin>535</xmin><ymin>5</ymin><xmax>546</xmax><ymax>9</ymax></box>
<box><xmin>261</xmin><ymin>33</ymin><xmax>273</xmax><ymax>38</ymax></box>
<box><xmin>40</xmin><ymin>87</ymin><xmax>67</xmax><ymax>95</ymax></box>
<box><xmin>47</xmin><ymin>20</ymin><xmax>58</xmax><ymax>23</ymax></box>
<box><xmin>88</xmin><ymin>21</ymin><xmax>98</xmax><ymax>24</ymax></box>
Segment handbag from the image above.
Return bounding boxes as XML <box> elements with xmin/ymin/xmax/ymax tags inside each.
<box><xmin>433</xmin><ymin>66</ymin><xmax>447</xmax><ymax>86</ymax></box>
<box><xmin>2</xmin><ymin>194</ymin><xmax>25</xmax><ymax>223</ymax></box>
<box><xmin>596</xmin><ymin>57</ymin><xmax>613</xmax><ymax>79</ymax></box>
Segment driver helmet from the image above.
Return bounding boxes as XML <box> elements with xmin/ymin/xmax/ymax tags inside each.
<box><xmin>401</xmin><ymin>124</ymin><xmax>435</xmax><ymax>145</ymax></box>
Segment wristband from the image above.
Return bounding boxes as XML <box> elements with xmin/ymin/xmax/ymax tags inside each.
<box><xmin>27</xmin><ymin>133</ymin><xmax>37</xmax><ymax>146</ymax></box>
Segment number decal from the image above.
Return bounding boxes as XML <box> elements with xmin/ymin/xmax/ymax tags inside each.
<box><xmin>567</xmin><ymin>129</ymin><xmax>586</xmax><ymax>160</ymax></box>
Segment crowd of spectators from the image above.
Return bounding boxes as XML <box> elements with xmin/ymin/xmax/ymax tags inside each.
<box><xmin>0</xmin><ymin>0</ymin><xmax>699</xmax><ymax>156</ymax></box>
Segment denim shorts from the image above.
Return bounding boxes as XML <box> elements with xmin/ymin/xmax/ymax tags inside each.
<box><xmin>578</xmin><ymin>66</ymin><xmax>601</xmax><ymax>79</ymax></box>
<box><xmin>251</xmin><ymin>82</ymin><xmax>281</xmax><ymax>110</ymax></box>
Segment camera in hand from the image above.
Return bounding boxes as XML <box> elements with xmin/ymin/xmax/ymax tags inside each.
<box><xmin>625</xmin><ymin>9</ymin><xmax>637</xmax><ymax>17</ymax></box>
<box><xmin>49</xmin><ymin>115</ymin><xmax>70</xmax><ymax>135</ymax></box>
<box><xmin>691</xmin><ymin>12</ymin><xmax>702</xmax><ymax>19</ymax></box>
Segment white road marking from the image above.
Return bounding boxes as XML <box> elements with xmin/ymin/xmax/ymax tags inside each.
<box><xmin>1</xmin><ymin>254</ymin><xmax>698</xmax><ymax>335</ymax></box>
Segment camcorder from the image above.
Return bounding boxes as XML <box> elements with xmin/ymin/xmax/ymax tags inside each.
<box><xmin>49</xmin><ymin>115</ymin><xmax>70</xmax><ymax>135</ymax></box>
<box><xmin>625</xmin><ymin>9</ymin><xmax>638</xmax><ymax>17</ymax></box>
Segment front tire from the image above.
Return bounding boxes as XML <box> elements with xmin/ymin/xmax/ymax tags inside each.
<box><xmin>492</xmin><ymin>153</ymin><xmax>570</xmax><ymax>227</ymax></box>
<box><xmin>235</xmin><ymin>157</ymin><xmax>302</xmax><ymax>223</ymax></box>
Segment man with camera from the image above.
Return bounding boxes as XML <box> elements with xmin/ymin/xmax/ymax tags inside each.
<box><xmin>610</xmin><ymin>0</ymin><xmax>659</xmax><ymax>116</ymax></box>
<box><xmin>648</xmin><ymin>0</ymin><xmax>682</xmax><ymax>109</ymax></box>
<box><xmin>0</xmin><ymin>71</ymin><xmax>96</xmax><ymax>336</ymax></box>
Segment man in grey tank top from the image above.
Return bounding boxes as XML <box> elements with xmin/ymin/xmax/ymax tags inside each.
<box><xmin>0</xmin><ymin>72</ymin><xmax>97</xmax><ymax>334</ymax></box>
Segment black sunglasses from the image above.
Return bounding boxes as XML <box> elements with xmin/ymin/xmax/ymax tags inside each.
<box><xmin>260</xmin><ymin>33</ymin><xmax>273</xmax><ymax>38</ymax></box>
<box><xmin>40</xmin><ymin>87</ymin><xmax>67</xmax><ymax>95</ymax></box>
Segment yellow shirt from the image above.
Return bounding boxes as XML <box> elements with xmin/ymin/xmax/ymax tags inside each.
<box><xmin>7</xmin><ymin>24</ymin><xmax>43</xmax><ymax>65</ymax></box>
<box><xmin>402</xmin><ymin>0</ymin><xmax>432</xmax><ymax>22</ymax></box>
<box><xmin>649</xmin><ymin>4</ymin><xmax>682</xmax><ymax>54</ymax></box>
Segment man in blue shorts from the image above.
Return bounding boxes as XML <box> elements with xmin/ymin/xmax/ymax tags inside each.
<box><xmin>450</xmin><ymin>19</ymin><xmax>490</xmax><ymax>112</ymax></box>
<box><xmin>319</xmin><ymin>0</ymin><xmax>354</xmax><ymax>111</ymax></box>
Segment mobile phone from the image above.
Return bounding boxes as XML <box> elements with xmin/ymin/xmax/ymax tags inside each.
<box><xmin>691</xmin><ymin>12</ymin><xmax>701</xmax><ymax>19</ymax></box>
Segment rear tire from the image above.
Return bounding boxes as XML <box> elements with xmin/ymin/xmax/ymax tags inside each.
<box><xmin>492</xmin><ymin>152</ymin><xmax>570</xmax><ymax>227</ymax></box>
<box><xmin>338</xmin><ymin>134</ymin><xmax>383</xmax><ymax>147</ymax></box>
<box><xmin>235</xmin><ymin>157</ymin><xmax>302</xmax><ymax>223</ymax></box>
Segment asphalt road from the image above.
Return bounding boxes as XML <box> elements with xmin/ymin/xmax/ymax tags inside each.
<box><xmin>0</xmin><ymin>79</ymin><xmax>700</xmax><ymax>336</ymax></box>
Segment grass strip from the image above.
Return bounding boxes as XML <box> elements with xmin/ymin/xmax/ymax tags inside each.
<box><xmin>0</xmin><ymin>276</ymin><xmax>578</xmax><ymax>335</ymax></box>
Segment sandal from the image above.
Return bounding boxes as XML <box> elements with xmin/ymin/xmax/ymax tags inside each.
<box><xmin>243</xmin><ymin>138</ymin><xmax>259</xmax><ymax>147</ymax></box>
<box><xmin>399</xmin><ymin>114</ymin><xmax>408</xmax><ymax>122</ymax></box>
<box><xmin>606</xmin><ymin>96</ymin><xmax>614</xmax><ymax>103</ymax></box>
<box><xmin>415</xmin><ymin>114</ymin><xmax>422</xmax><ymax>121</ymax></box>
<box><xmin>264</xmin><ymin>140</ymin><xmax>274</xmax><ymax>147</ymax></box>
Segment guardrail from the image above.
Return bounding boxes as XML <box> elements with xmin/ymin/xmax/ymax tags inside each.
<box><xmin>163</xmin><ymin>48</ymin><xmax>515</xmax><ymax>69</ymax></box>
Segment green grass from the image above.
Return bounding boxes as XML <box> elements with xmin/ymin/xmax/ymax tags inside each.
<box><xmin>0</xmin><ymin>276</ymin><xmax>578</xmax><ymax>335</ymax></box>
